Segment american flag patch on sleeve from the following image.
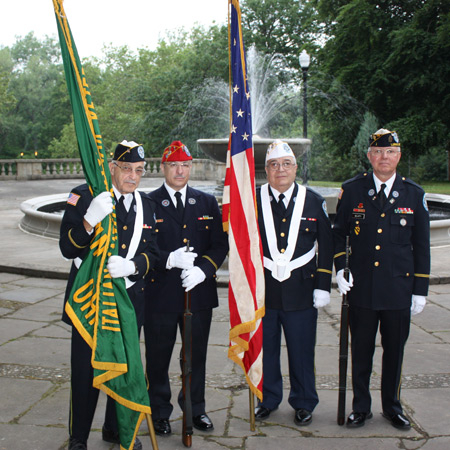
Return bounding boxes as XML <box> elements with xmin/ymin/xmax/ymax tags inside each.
<box><xmin>67</xmin><ymin>192</ymin><xmax>80</xmax><ymax>206</ymax></box>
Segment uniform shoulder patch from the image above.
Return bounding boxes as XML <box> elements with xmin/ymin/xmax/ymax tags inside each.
<box><xmin>67</xmin><ymin>192</ymin><xmax>80</xmax><ymax>206</ymax></box>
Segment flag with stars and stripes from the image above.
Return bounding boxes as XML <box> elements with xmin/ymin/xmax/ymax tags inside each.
<box><xmin>223</xmin><ymin>0</ymin><xmax>265</xmax><ymax>401</ymax></box>
<box><xmin>53</xmin><ymin>1</ymin><xmax>150</xmax><ymax>449</ymax></box>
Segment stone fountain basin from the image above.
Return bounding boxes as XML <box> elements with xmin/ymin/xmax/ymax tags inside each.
<box><xmin>20</xmin><ymin>190</ymin><xmax>450</xmax><ymax>246</ymax></box>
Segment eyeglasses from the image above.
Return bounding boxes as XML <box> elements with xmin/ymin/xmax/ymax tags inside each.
<box><xmin>164</xmin><ymin>162</ymin><xmax>192</xmax><ymax>169</ymax></box>
<box><xmin>113</xmin><ymin>161</ymin><xmax>146</xmax><ymax>176</ymax></box>
<box><xmin>369</xmin><ymin>149</ymin><xmax>401</xmax><ymax>156</ymax></box>
<box><xmin>267</xmin><ymin>161</ymin><xmax>296</xmax><ymax>171</ymax></box>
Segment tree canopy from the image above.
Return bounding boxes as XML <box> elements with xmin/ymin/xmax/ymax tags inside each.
<box><xmin>1</xmin><ymin>1</ymin><xmax>449</xmax><ymax>182</ymax></box>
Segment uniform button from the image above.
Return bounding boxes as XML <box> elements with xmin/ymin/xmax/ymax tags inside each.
<box><xmin>123</xmin><ymin>225</ymin><xmax>128</xmax><ymax>230</ymax></box>
<box><xmin>143</xmin><ymin>239</ymin><xmax>146</xmax><ymax>243</ymax></box>
<box><xmin>406</xmin><ymin>273</ymin><xmax>410</xmax><ymax>277</ymax></box>
<box><xmin>306</xmin><ymin>228</ymin><xmax>309</xmax><ymax>232</ymax></box>
<box><xmin>183</xmin><ymin>224</ymin><xmax>187</xmax><ymax>228</ymax></box>
<box><xmin>356</xmin><ymin>221</ymin><xmax>359</xmax><ymax>225</ymax></box>
<box><xmin>183</xmin><ymin>238</ymin><xmax>188</xmax><ymax>243</ymax></box>
<box><xmin>381</xmin><ymin>213</ymin><xmax>386</xmax><ymax>218</ymax></box>
<box><xmin>155</xmin><ymin>229</ymin><xmax>159</xmax><ymax>233</ymax></box>
<box><xmin>311</xmin><ymin>274</ymin><xmax>314</xmax><ymax>278</ymax></box>
<box><xmin>280</xmin><ymin>232</ymin><xmax>285</xmax><ymax>237</ymax></box>
<box><xmin>151</xmin><ymin>279</ymin><xmax>155</xmax><ymax>283</ymax></box>
<box><xmin>121</xmin><ymin>244</ymin><xmax>127</xmax><ymax>249</ymax></box>
<box><xmin>282</xmin><ymin>218</ymin><xmax>286</xmax><ymax>222</ymax></box>
<box><xmin>375</xmin><ymin>245</ymin><xmax>381</xmax><ymax>250</ymax></box>
<box><xmin>374</xmin><ymin>261</ymin><xmax>380</xmax><ymax>267</ymax></box>
<box><xmin>206</xmin><ymin>225</ymin><xmax>209</xmax><ymax>229</ymax></box>
<box><xmin>281</xmin><ymin>248</ymin><xmax>286</xmax><ymax>253</ymax></box>
<box><xmin>377</xmin><ymin>228</ymin><xmax>383</xmax><ymax>234</ymax></box>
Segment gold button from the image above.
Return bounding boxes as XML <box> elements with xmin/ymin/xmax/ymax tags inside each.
<box><xmin>306</xmin><ymin>228</ymin><xmax>309</xmax><ymax>232</ymax></box>
<box><xmin>406</xmin><ymin>273</ymin><xmax>410</xmax><ymax>277</ymax></box>
<box><xmin>377</xmin><ymin>228</ymin><xmax>383</xmax><ymax>234</ymax></box>
<box><xmin>206</xmin><ymin>225</ymin><xmax>209</xmax><ymax>229</ymax></box>
<box><xmin>381</xmin><ymin>213</ymin><xmax>386</xmax><ymax>218</ymax></box>
<box><xmin>356</xmin><ymin>221</ymin><xmax>359</xmax><ymax>225</ymax></box>
<box><xmin>280</xmin><ymin>232</ymin><xmax>285</xmax><ymax>237</ymax></box>
<box><xmin>183</xmin><ymin>238</ymin><xmax>188</xmax><ymax>243</ymax></box>
<box><xmin>375</xmin><ymin>245</ymin><xmax>381</xmax><ymax>250</ymax></box>
<box><xmin>123</xmin><ymin>225</ymin><xmax>128</xmax><ymax>230</ymax></box>
<box><xmin>281</xmin><ymin>248</ymin><xmax>285</xmax><ymax>253</ymax></box>
<box><xmin>311</xmin><ymin>274</ymin><xmax>314</xmax><ymax>278</ymax></box>
<box><xmin>143</xmin><ymin>239</ymin><xmax>146</xmax><ymax>243</ymax></box>
<box><xmin>282</xmin><ymin>218</ymin><xmax>287</xmax><ymax>222</ymax></box>
<box><xmin>183</xmin><ymin>224</ymin><xmax>187</xmax><ymax>229</ymax></box>
<box><xmin>156</xmin><ymin>229</ymin><xmax>159</xmax><ymax>233</ymax></box>
<box><xmin>121</xmin><ymin>244</ymin><xmax>127</xmax><ymax>249</ymax></box>
<box><xmin>374</xmin><ymin>261</ymin><xmax>379</xmax><ymax>267</ymax></box>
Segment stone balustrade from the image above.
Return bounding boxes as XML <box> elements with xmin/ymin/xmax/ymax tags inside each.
<box><xmin>0</xmin><ymin>157</ymin><xmax>225</xmax><ymax>182</ymax></box>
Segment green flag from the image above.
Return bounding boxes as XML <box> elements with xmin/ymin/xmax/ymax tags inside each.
<box><xmin>52</xmin><ymin>1</ymin><xmax>150</xmax><ymax>449</ymax></box>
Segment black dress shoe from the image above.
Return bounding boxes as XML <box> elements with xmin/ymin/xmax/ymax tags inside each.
<box><xmin>102</xmin><ymin>426</ymin><xmax>142</xmax><ymax>449</ymax></box>
<box><xmin>346</xmin><ymin>411</ymin><xmax>373</xmax><ymax>428</ymax></box>
<box><xmin>382</xmin><ymin>412</ymin><xmax>411</xmax><ymax>430</ymax></box>
<box><xmin>153</xmin><ymin>418</ymin><xmax>172</xmax><ymax>436</ymax></box>
<box><xmin>294</xmin><ymin>408</ymin><xmax>312</xmax><ymax>426</ymax></box>
<box><xmin>68</xmin><ymin>437</ymin><xmax>87</xmax><ymax>450</ymax></box>
<box><xmin>254</xmin><ymin>406</ymin><xmax>277</xmax><ymax>420</ymax></box>
<box><xmin>193</xmin><ymin>413</ymin><xmax>214</xmax><ymax>431</ymax></box>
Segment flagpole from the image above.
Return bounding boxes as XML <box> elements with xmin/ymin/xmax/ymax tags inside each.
<box><xmin>145</xmin><ymin>414</ymin><xmax>159</xmax><ymax>450</ymax></box>
<box><xmin>249</xmin><ymin>390</ymin><xmax>256</xmax><ymax>431</ymax></box>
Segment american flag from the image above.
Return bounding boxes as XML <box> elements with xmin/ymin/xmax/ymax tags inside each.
<box><xmin>223</xmin><ymin>0</ymin><xmax>265</xmax><ymax>401</ymax></box>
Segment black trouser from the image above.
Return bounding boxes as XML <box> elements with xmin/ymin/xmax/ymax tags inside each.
<box><xmin>349</xmin><ymin>306</ymin><xmax>410</xmax><ymax>415</ymax></box>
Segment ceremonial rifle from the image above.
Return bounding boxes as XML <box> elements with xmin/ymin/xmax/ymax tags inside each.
<box><xmin>181</xmin><ymin>241</ymin><xmax>193</xmax><ymax>447</ymax></box>
<box><xmin>337</xmin><ymin>236</ymin><xmax>350</xmax><ymax>425</ymax></box>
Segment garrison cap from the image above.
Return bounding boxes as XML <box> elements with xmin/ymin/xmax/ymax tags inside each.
<box><xmin>369</xmin><ymin>129</ymin><xmax>401</xmax><ymax>148</ymax></box>
<box><xmin>114</xmin><ymin>140</ymin><xmax>145</xmax><ymax>162</ymax></box>
<box><xmin>265</xmin><ymin>139</ymin><xmax>295</xmax><ymax>164</ymax></box>
<box><xmin>161</xmin><ymin>140</ymin><xmax>192</xmax><ymax>163</ymax></box>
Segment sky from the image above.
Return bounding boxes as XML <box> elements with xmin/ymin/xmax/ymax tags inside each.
<box><xmin>0</xmin><ymin>0</ymin><xmax>229</xmax><ymax>58</ymax></box>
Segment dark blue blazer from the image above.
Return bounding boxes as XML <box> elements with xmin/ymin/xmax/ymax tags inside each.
<box><xmin>145</xmin><ymin>184</ymin><xmax>229</xmax><ymax>313</ymax></box>
<box><xmin>59</xmin><ymin>183</ymin><xmax>159</xmax><ymax>326</ymax></box>
<box><xmin>333</xmin><ymin>172</ymin><xmax>430</xmax><ymax>310</ymax></box>
<box><xmin>256</xmin><ymin>183</ymin><xmax>333</xmax><ymax>311</ymax></box>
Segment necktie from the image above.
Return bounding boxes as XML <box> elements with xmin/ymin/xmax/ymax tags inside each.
<box><xmin>278</xmin><ymin>193</ymin><xmax>286</xmax><ymax>212</ymax></box>
<box><xmin>116</xmin><ymin>195</ymin><xmax>127</xmax><ymax>217</ymax></box>
<box><xmin>378</xmin><ymin>183</ymin><xmax>387</xmax><ymax>208</ymax></box>
<box><xmin>175</xmin><ymin>191</ymin><xmax>184</xmax><ymax>217</ymax></box>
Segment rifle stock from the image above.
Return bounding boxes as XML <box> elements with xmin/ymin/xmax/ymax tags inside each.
<box><xmin>337</xmin><ymin>236</ymin><xmax>350</xmax><ymax>425</ymax></box>
<box><xmin>182</xmin><ymin>241</ymin><xmax>193</xmax><ymax>447</ymax></box>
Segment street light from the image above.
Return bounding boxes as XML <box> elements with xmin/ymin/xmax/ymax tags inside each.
<box><xmin>299</xmin><ymin>49</ymin><xmax>310</xmax><ymax>185</ymax></box>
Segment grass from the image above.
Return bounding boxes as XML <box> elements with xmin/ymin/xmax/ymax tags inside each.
<box><xmin>309</xmin><ymin>180</ymin><xmax>450</xmax><ymax>195</ymax></box>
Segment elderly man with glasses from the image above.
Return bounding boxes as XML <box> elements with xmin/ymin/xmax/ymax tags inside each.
<box><xmin>60</xmin><ymin>140</ymin><xmax>160</xmax><ymax>450</ymax></box>
<box><xmin>144</xmin><ymin>140</ymin><xmax>228</xmax><ymax>437</ymax></box>
<box><xmin>333</xmin><ymin>129</ymin><xmax>430</xmax><ymax>430</ymax></box>
<box><xmin>254</xmin><ymin>140</ymin><xmax>333</xmax><ymax>426</ymax></box>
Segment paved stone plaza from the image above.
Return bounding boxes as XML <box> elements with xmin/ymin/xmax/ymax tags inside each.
<box><xmin>1</xmin><ymin>179</ymin><xmax>449</xmax><ymax>449</ymax></box>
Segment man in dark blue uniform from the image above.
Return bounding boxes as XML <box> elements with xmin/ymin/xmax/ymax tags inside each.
<box><xmin>144</xmin><ymin>141</ymin><xmax>228</xmax><ymax>436</ymax></box>
<box><xmin>254</xmin><ymin>140</ymin><xmax>333</xmax><ymax>426</ymax></box>
<box><xmin>333</xmin><ymin>129</ymin><xmax>430</xmax><ymax>429</ymax></box>
<box><xmin>60</xmin><ymin>141</ymin><xmax>159</xmax><ymax>450</ymax></box>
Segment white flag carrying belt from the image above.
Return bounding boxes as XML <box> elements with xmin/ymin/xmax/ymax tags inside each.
<box><xmin>74</xmin><ymin>191</ymin><xmax>143</xmax><ymax>289</ymax></box>
<box><xmin>261</xmin><ymin>183</ymin><xmax>316</xmax><ymax>282</ymax></box>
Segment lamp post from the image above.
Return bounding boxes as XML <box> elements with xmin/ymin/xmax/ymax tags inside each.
<box><xmin>299</xmin><ymin>49</ymin><xmax>310</xmax><ymax>185</ymax></box>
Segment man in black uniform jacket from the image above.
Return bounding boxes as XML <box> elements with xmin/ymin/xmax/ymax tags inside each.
<box><xmin>60</xmin><ymin>140</ymin><xmax>159</xmax><ymax>450</ymax></box>
<box><xmin>144</xmin><ymin>140</ymin><xmax>228</xmax><ymax>436</ymax></box>
<box><xmin>254</xmin><ymin>140</ymin><xmax>333</xmax><ymax>426</ymax></box>
<box><xmin>333</xmin><ymin>129</ymin><xmax>430</xmax><ymax>429</ymax></box>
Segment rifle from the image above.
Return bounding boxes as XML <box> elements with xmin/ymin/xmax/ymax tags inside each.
<box><xmin>337</xmin><ymin>236</ymin><xmax>351</xmax><ymax>425</ymax></box>
<box><xmin>181</xmin><ymin>240</ymin><xmax>193</xmax><ymax>447</ymax></box>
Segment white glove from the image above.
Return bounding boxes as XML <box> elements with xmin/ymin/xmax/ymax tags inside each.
<box><xmin>411</xmin><ymin>295</ymin><xmax>426</xmax><ymax>315</ymax></box>
<box><xmin>168</xmin><ymin>246</ymin><xmax>197</xmax><ymax>270</ymax></box>
<box><xmin>181</xmin><ymin>266</ymin><xmax>206</xmax><ymax>292</ymax></box>
<box><xmin>84</xmin><ymin>191</ymin><xmax>113</xmax><ymax>227</ymax></box>
<box><xmin>336</xmin><ymin>269</ymin><xmax>354</xmax><ymax>295</ymax></box>
<box><xmin>107</xmin><ymin>255</ymin><xmax>136</xmax><ymax>278</ymax></box>
<box><xmin>313</xmin><ymin>289</ymin><xmax>330</xmax><ymax>308</ymax></box>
